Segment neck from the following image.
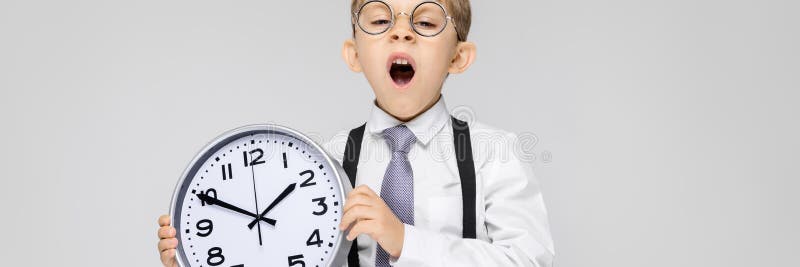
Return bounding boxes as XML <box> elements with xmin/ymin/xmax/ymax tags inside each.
<box><xmin>377</xmin><ymin>95</ymin><xmax>441</xmax><ymax>122</ymax></box>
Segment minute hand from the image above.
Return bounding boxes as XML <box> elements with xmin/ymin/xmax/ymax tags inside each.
<box><xmin>196</xmin><ymin>193</ymin><xmax>277</xmax><ymax>225</ymax></box>
<box><xmin>248</xmin><ymin>183</ymin><xmax>296</xmax><ymax>229</ymax></box>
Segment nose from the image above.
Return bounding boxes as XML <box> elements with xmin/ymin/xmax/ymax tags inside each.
<box><xmin>389</xmin><ymin>18</ymin><xmax>415</xmax><ymax>42</ymax></box>
<box><xmin>391</xmin><ymin>31</ymin><xmax>414</xmax><ymax>42</ymax></box>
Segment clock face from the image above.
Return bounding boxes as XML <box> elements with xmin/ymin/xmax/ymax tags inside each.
<box><xmin>170</xmin><ymin>125</ymin><xmax>348</xmax><ymax>267</ymax></box>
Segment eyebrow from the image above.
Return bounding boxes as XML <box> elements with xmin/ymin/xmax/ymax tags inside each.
<box><xmin>369</xmin><ymin>0</ymin><xmax>446</xmax><ymax>7</ymax></box>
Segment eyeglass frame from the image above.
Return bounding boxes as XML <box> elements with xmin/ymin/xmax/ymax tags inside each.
<box><xmin>352</xmin><ymin>0</ymin><xmax>463</xmax><ymax>41</ymax></box>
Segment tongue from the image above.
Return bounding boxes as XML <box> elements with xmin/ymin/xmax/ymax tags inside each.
<box><xmin>391</xmin><ymin>65</ymin><xmax>414</xmax><ymax>86</ymax></box>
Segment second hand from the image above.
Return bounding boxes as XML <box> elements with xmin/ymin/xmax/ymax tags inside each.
<box><xmin>250</xmin><ymin>164</ymin><xmax>263</xmax><ymax>246</ymax></box>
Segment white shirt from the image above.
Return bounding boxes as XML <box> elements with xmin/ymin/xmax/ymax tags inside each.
<box><xmin>324</xmin><ymin>97</ymin><xmax>555</xmax><ymax>266</ymax></box>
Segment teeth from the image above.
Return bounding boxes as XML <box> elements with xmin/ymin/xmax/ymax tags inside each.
<box><xmin>393</xmin><ymin>58</ymin><xmax>410</xmax><ymax>65</ymax></box>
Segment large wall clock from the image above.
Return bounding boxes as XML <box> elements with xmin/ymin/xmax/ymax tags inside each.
<box><xmin>170</xmin><ymin>124</ymin><xmax>351</xmax><ymax>267</ymax></box>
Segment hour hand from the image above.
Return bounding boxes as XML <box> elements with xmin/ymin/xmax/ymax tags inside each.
<box><xmin>196</xmin><ymin>193</ymin><xmax>277</xmax><ymax>225</ymax></box>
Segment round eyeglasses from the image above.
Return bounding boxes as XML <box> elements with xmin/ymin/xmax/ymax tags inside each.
<box><xmin>353</xmin><ymin>0</ymin><xmax>461</xmax><ymax>40</ymax></box>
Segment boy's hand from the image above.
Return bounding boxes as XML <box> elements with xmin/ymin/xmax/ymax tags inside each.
<box><xmin>157</xmin><ymin>215</ymin><xmax>178</xmax><ymax>267</ymax></box>
<box><xmin>339</xmin><ymin>185</ymin><xmax>405</xmax><ymax>258</ymax></box>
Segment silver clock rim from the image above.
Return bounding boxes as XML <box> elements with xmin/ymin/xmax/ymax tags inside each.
<box><xmin>168</xmin><ymin>124</ymin><xmax>352</xmax><ymax>267</ymax></box>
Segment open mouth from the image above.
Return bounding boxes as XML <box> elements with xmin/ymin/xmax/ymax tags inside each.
<box><xmin>387</xmin><ymin>53</ymin><xmax>416</xmax><ymax>88</ymax></box>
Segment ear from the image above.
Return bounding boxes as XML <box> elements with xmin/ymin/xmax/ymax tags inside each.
<box><xmin>448</xmin><ymin>41</ymin><xmax>476</xmax><ymax>74</ymax></box>
<box><xmin>342</xmin><ymin>39</ymin><xmax>363</xmax><ymax>73</ymax></box>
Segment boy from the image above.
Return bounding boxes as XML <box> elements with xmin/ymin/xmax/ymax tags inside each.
<box><xmin>158</xmin><ymin>0</ymin><xmax>555</xmax><ymax>266</ymax></box>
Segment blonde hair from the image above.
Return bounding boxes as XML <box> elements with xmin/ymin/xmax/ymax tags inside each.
<box><xmin>350</xmin><ymin>0</ymin><xmax>472</xmax><ymax>42</ymax></box>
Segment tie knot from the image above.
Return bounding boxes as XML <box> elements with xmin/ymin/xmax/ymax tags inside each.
<box><xmin>383</xmin><ymin>125</ymin><xmax>416</xmax><ymax>153</ymax></box>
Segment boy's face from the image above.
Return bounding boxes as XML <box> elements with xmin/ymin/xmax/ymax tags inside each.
<box><xmin>343</xmin><ymin>0</ymin><xmax>476</xmax><ymax>121</ymax></box>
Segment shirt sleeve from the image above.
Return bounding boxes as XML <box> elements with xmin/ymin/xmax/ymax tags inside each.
<box><xmin>390</xmin><ymin>132</ymin><xmax>555</xmax><ymax>267</ymax></box>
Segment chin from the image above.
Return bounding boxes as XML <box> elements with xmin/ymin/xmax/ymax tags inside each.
<box><xmin>380</xmin><ymin>96</ymin><xmax>429</xmax><ymax>120</ymax></box>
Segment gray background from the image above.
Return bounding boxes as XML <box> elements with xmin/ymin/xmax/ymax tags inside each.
<box><xmin>0</xmin><ymin>0</ymin><xmax>797</xmax><ymax>266</ymax></box>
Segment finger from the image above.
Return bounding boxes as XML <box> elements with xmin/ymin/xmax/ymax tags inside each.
<box><xmin>339</xmin><ymin>205</ymin><xmax>377</xmax><ymax>231</ymax></box>
<box><xmin>348</xmin><ymin>185</ymin><xmax>377</xmax><ymax>199</ymax></box>
<box><xmin>158</xmin><ymin>226</ymin><xmax>176</xmax><ymax>239</ymax></box>
<box><xmin>342</xmin><ymin>193</ymin><xmax>375</xmax><ymax>214</ymax></box>
<box><xmin>357</xmin><ymin>185</ymin><xmax>379</xmax><ymax>197</ymax></box>
<box><xmin>160</xmin><ymin>248</ymin><xmax>177</xmax><ymax>266</ymax></box>
<box><xmin>158</xmin><ymin>238</ymin><xmax>178</xmax><ymax>252</ymax></box>
<box><xmin>346</xmin><ymin>219</ymin><xmax>379</xmax><ymax>241</ymax></box>
<box><xmin>158</xmin><ymin>214</ymin><xmax>171</xmax><ymax>227</ymax></box>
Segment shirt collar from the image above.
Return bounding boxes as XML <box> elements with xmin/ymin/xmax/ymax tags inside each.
<box><xmin>366</xmin><ymin>95</ymin><xmax>450</xmax><ymax>146</ymax></box>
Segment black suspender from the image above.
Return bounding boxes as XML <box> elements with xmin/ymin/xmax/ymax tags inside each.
<box><xmin>451</xmin><ymin>117</ymin><xmax>477</xmax><ymax>239</ymax></box>
<box><xmin>343</xmin><ymin>123</ymin><xmax>366</xmax><ymax>267</ymax></box>
<box><xmin>342</xmin><ymin>117</ymin><xmax>477</xmax><ymax>267</ymax></box>
<box><xmin>343</xmin><ymin>123</ymin><xmax>366</xmax><ymax>188</ymax></box>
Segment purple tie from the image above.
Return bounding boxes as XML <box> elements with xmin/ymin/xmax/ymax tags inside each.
<box><xmin>376</xmin><ymin>125</ymin><xmax>416</xmax><ymax>267</ymax></box>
